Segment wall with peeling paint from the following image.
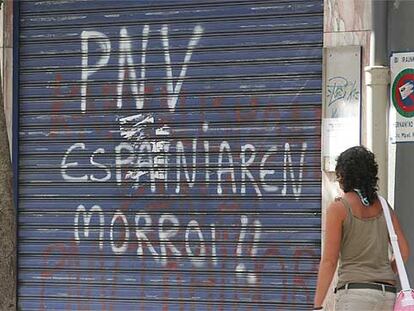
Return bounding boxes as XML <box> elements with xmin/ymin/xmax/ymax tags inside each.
<box><xmin>323</xmin><ymin>0</ymin><xmax>373</xmax><ymax>309</ymax></box>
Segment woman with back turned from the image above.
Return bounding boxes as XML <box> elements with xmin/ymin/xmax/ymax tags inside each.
<box><xmin>313</xmin><ymin>146</ymin><xmax>410</xmax><ymax>311</ymax></box>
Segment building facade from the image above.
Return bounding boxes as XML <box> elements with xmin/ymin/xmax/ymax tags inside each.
<box><xmin>0</xmin><ymin>0</ymin><xmax>412</xmax><ymax>310</ymax></box>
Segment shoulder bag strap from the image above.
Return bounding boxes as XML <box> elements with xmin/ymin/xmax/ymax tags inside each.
<box><xmin>378</xmin><ymin>195</ymin><xmax>411</xmax><ymax>291</ymax></box>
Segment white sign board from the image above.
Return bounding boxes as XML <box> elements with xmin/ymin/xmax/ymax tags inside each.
<box><xmin>323</xmin><ymin>46</ymin><xmax>361</xmax><ymax>171</ymax></box>
<box><xmin>390</xmin><ymin>52</ymin><xmax>414</xmax><ymax>143</ymax></box>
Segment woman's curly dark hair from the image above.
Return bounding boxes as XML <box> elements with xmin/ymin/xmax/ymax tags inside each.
<box><xmin>335</xmin><ymin>146</ymin><xmax>379</xmax><ymax>205</ymax></box>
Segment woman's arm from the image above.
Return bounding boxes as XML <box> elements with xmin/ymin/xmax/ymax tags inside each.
<box><xmin>313</xmin><ymin>201</ymin><xmax>344</xmax><ymax>309</ymax></box>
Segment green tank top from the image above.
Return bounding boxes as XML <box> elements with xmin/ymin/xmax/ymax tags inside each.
<box><xmin>337</xmin><ymin>198</ymin><xmax>395</xmax><ymax>288</ymax></box>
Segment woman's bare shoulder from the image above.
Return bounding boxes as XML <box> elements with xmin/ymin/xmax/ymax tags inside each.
<box><xmin>327</xmin><ymin>197</ymin><xmax>347</xmax><ymax>220</ymax></box>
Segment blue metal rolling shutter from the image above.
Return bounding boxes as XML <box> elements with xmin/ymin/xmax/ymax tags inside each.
<box><xmin>17</xmin><ymin>0</ymin><xmax>323</xmax><ymax>310</ymax></box>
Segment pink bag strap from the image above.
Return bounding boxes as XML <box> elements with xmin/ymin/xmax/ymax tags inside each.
<box><xmin>378</xmin><ymin>195</ymin><xmax>411</xmax><ymax>292</ymax></box>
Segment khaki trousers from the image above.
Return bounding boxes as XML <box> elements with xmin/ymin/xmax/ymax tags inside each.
<box><xmin>335</xmin><ymin>288</ymin><xmax>396</xmax><ymax>311</ymax></box>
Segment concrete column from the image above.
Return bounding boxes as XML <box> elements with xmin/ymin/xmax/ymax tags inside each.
<box><xmin>364</xmin><ymin>65</ymin><xmax>390</xmax><ymax>197</ymax></box>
